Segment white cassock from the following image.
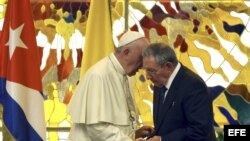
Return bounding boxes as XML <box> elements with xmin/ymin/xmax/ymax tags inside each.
<box><xmin>67</xmin><ymin>53</ymin><xmax>136</xmax><ymax>141</ymax></box>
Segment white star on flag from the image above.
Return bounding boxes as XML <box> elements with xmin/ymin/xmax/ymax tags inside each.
<box><xmin>6</xmin><ymin>24</ymin><xmax>27</xmax><ymax>59</ymax></box>
<box><xmin>0</xmin><ymin>0</ymin><xmax>46</xmax><ymax>140</ymax></box>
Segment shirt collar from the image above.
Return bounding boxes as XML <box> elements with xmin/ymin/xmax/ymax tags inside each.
<box><xmin>109</xmin><ymin>53</ymin><xmax>126</xmax><ymax>76</ymax></box>
<box><xmin>165</xmin><ymin>62</ymin><xmax>181</xmax><ymax>89</ymax></box>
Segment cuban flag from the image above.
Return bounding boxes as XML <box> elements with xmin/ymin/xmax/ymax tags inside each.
<box><xmin>0</xmin><ymin>0</ymin><xmax>46</xmax><ymax>140</ymax></box>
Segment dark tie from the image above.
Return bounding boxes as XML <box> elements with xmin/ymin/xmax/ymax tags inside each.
<box><xmin>160</xmin><ymin>87</ymin><xmax>168</xmax><ymax>103</ymax></box>
<box><xmin>159</xmin><ymin>87</ymin><xmax>167</xmax><ymax>116</ymax></box>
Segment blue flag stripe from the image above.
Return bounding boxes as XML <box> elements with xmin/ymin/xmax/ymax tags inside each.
<box><xmin>0</xmin><ymin>77</ymin><xmax>43</xmax><ymax>141</ymax></box>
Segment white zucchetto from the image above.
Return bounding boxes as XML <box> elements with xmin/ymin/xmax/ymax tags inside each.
<box><xmin>118</xmin><ymin>31</ymin><xmax>145</xmax><ymax>47</ymax></box>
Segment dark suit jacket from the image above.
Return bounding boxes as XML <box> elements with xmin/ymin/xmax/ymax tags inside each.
<box><xmin>153</xmin><ymin>64</ymin><xmax>216</xmax><ymax>141</ymax></box>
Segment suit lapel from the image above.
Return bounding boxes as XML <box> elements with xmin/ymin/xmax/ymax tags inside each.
<box><xmin>156</xmin><ymin>86</ymin><xmax>178</xmax><ymax>130</ymax></box>
<box><xmin>153</xmin><ymin>87</ymin><xmax>162</xmax><ymax>128</ymax></box>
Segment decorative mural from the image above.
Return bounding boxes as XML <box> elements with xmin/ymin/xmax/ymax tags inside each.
<box><xmin>1</xmin><ymin>0</ymin><xmax>250</xmax><ymax>141</ymax></box>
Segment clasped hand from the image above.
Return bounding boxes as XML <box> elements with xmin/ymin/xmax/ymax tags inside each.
<box><xmin>136</xmin><ymin>136</ymin><xmax>161</xmax><ymax>141</ymax></box>
<box><xmin>135</xmin><ymin>125</ymin><xmax>154</xmax><ymax>139</ymax></box>
<box><xmin>135</xmin><ymin>126</ymin><xmax>160</xmax><ymax>141</ymax></box>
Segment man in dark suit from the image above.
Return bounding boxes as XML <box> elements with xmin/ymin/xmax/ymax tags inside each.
<box><xmin>140</xmin><ymin>43</ymin><xmax>216</xmax><ymax>141</ymax></box>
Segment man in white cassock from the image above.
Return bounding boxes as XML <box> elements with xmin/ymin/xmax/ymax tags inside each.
<box><xmin>67</xmin><ymin>31</ymin><xmax>154</xmax><ymax>141</ymax></box>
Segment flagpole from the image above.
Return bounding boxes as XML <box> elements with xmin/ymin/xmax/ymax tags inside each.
<box><xmin>109</xmin><ymin>0</ymin><xmax>113</xmax><ymax>30</ymax></box>
<box><xmin>124</xmin><ymin>0</ymin><xmax>129</xmax><ymax>31</ymax></box>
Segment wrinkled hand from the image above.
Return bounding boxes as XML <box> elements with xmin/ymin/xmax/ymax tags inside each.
<box><xmin>147</xmin><ymin>136</ymin><xmax>161</xmax><ymax>141</ymax></box>
<box><xmin>135</xmin><ymin>125</ymin><xmax>154</xmax><ymax>139</ymax></box>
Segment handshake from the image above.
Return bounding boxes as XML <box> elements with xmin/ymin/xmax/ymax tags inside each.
<box><xmin>135</xmin><ymin>126</ymin><xmax>161</xmax><ymax>141</ymax></box>
<box><xmin>135</xmin><ymin>136</ymin><xmax>161</xmax><ymax>141</ymax></box>
<box><xmin>136</xmin><ymin>138</ymin><xmax>147</xmax><ymax>141</ymax></box>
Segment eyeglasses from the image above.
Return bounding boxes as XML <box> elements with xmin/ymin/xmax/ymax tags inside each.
<box><xmin>144</xmin><ymin>61</ymin><xmax>172</xmax><ymax>75</ymax></box>
<box><xmin>144</xmin><ymin>68</ymin><xmax>161</xmax><ymax>75</ymax></box>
